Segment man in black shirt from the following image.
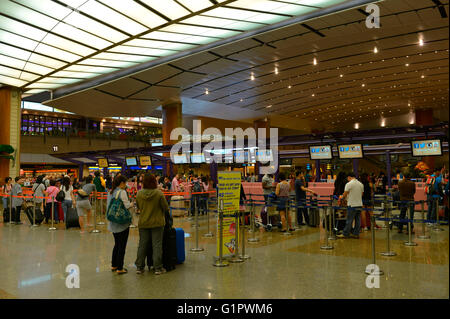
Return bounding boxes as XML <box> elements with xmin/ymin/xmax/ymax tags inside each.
<box><xmin>295</xmin><ymin>171</ymin><xmax>316</xmax><ymax>226</ymax></box>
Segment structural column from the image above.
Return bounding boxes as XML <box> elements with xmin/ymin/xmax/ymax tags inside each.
<box><xmin>253</xmin><ymin>118</ymin><xmax>270</xmax><ymax>182</ymax></box>
<box><xmin>415</xmin><ymin>108</ymin><xmax>434</xmax><ymax>171</ymax></box>
<box><xmin>315</xmin><ymin>160</ymin><xmax>321</xmax><ymax>182</ymax></box>
<box><xmin>352</xmin><ymin>159</ymin><xmax>359</xmax><ymax>178</ymax></box>
<box><xmin>386</xmin><ymin>151</ymin><xmax>392</xmax><ymax>189</ymax></box>
<box><xmin>162</xmin><ymin>99</ymin><xmax>182</xmax><ymax>178</ymax></box>
<box><xmin>0</xmin><ymin>87</ymin><xmax>21</xmax><ymax>180</ymax></box>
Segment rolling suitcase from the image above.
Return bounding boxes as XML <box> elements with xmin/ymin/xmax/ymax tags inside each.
<box><xmin>175</xmin><ymin>227</ymin><xmax>185</xmax><ymax>264</ymax></box>
<box><xmin>66</xmin><ymin>207</ymin><xmax>80</xmax><ymax>229</ymax></box>
<box><xmin>3</xmin><ymin>208</ymin><xmax>9</xmax><ymax>223</ymax></box>
<box><xmin>25</xmin><ymin>206</ymin><xmax>44</xmax><ymax>225</ymax></box>
<box><xmin>170</xmin><ymin>196</ymin><xmax>185</xmax><ymax>217</ymax></box>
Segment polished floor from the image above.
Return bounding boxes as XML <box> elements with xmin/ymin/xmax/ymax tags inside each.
<box><xmin>0</xmin><ymin>207</ymin><xmax>448</xmax><ymax>299</ymax></box>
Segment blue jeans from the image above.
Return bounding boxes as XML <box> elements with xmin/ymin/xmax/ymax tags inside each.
<box><xmin>427</xmin><ymin>195</ymin><xmax>438</xmax><ymax>221</ymax></box>
<box><xmin>2</xmin><ymin>197</ymin><xmax>8</xmax><ymax>209</ymax></box>
<box><xmin>398</xmin><ymin>201</ymin><xmax>415</xmax><ymax>231</ymax></box>
<box><xmin>343</xmin><ymin>207</ymin><xmax>362</xmax><ymax>236</ymax></box>
<box><xmin>296</xmin><ymin>199</ymin><xmax>309</xmax><ymax>225</ymax></box>
<box><xmin>61</xmin><ymin>200</ymin><xmax>72</xmax><ymax>221</ymax></box>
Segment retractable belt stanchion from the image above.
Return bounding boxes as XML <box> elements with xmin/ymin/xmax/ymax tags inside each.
<box><xmin>213</xmin><ymin>199</ymin><xmax>229</xmax><ymax>267</ymax></box>
<box><xmin>282</xmin><ymin>199</ymin><xmax>292</xmax><ymax>236</ymax></box>
<box><xmin>380</xmin><ymin>196</ymin><xmax>388</xmax><ymax>229</ymax></box>
<box><xmin>433</xmin><ymin>198</ymin><xmax>443</xmax><ymax>232</ymax></box>
<box><xmin>31</xmin><ymin>195</ymin><xmax>38</xmax><ymax>228</ymax></box>
<box><xmin>248</xmin><ymin>197</ymin><xmax>260</xmax><ymax>243</ymax></box>
<box><xmin>229</xmin><ymin>211</ymin><xmax>244</xmax><ymax>263</ymax></box>
<box><xmin>48</xmin><ymin>197</ymin><xmax>56</xmax><ymax>231</ymax></box>
<box><xmin>9</xmin><ymin>195</ymin><xmax>13</xmax><ymax>225</ymax></box>
<box><xmin>321</xmin><ymin>206</ymin><xmax>334</xmax><ymax>250</ymax></box>
<box><xmin>97</xmin><ymin>193</ymin><xmax>106</xmax><ymax>225</ymax></box>
<box><xmin>203</xmin><ymin>196</ymin><xmax>213</xmax><ymax>238</ymax></box>
<box><xmin>404</xmin><ymin>201</ymin><xmax>417</xmax><ymax>246</ymax></box>
<box><xmin>91</xmin><ymin>195</ymin><xmax>100</xmax><ymax>233</ymax></box>
<box><xmin>129</xmin><ymin>192</ymin><xmax>137</xmax><ymax>229</ymax></box>
<box><xmin>187</xmin><ymin>194</ymin><xmax>193</xmax><ymax>221</ymax></box>
<box><xmin>418</xmin><ymin>201</ymin><xmax>430</xmax><ymax>240</ymax></box>
<box><xmin>190</xmin><ymin>197</ymin><xmax>204</xmax><ymax>252</ymax></box>
<box><xmin>328</xmin><ymin>200</ymin><xmax>336</xmax><ymax>240</ymax></box>
<box><xmin>365</xmin><ymin>214</ymin><xmax>384</xmax><ymax>275</ymax></box>
<box><xmin>380</xmin><ymin>198</ymin><xmax>396</xmax><ymax>256</ymax></box>
<box><xmin>239</xmin><ymin>210</ymin><xmax>250</xmax><ymax>260</ymax></box>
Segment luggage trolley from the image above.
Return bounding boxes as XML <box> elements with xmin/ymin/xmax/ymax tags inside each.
<box><xmin>255</xmin><ymin>193</ymin><xmax>282</xmax><ymax>231</ymax></box>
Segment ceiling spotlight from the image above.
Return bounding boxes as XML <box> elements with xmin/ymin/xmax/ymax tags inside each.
<box><xmin>288</xmin><ymin>85</ymin><xmax>292</xmax><ymax>89</ymax></box>
<box><xmin>250</xmin><ymin>73</ymin><xmax>255</xmax><ymax>81</ymax></box>
<box><xmin>312</xmin><ymin>93</ymin><xmax>315</xmax><ymax>97</ymax></box>
<box><xmin>405</xmin><ymin>63</ymin><xmax>409</xmax><ymax>67</ymax></box>
<box><xmin>266</xmin><ymin>105</ymin><xmax>272</xmax><ymax>108</ymax></box>
<box><xmin>205</xmin><ymin>88</ymin><xmax>209</xmax><ymax>95</ymax></box>
<box><xmin>374</xmin><ymin>46</ymin><xmax>378</xmax><ymax>53</ymax></box>
<box><xmin>240</xmin><ymin>98</ymin><xmax>243</xmax><ymax>102</ymax></box>
<box><xmin>421</xmin><ymin>75</ymin><xmax>425</xmax><ymax>78</ymax></box>
<box><xmin>340</xmin><ymin>74</ymin><xmax>343</xmax><ymax>78</ymax></box>
<box><xmin>313</xmin><ymin>57</ymin><xmax>317</xmax><ymax>66</ymax></box>
<box><xmin>362</xmin><ymin>84</ymin><xmax>365</xmax><ymax>87</ymax></box>
<box><xmin>274</xmin><ymin>67</ymin><xmax>279</xmax><ymax>75</ymax></box>
<box><xmin>354</xmin><ymin>123</ymin><xmax>360</xmax><ymax>129</ymax></box>
<box><xmin>419</xmin><ymin>38</ymin><xmax>424</xmax><ymax>46</ymax></box>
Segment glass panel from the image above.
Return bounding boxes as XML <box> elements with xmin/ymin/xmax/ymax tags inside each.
<box><xmin>125</xmin><ymin>39</ymin><xmax>196</xmax><ymax>50</ymax></box>
<box><xmin>97</xmin><ymin>0</ymin><xmax>167</xmax><ymax>29</ymax></box>
<box><xmin>0</xmin><ymin>65</ymin><xmax>39</xmax><ymax>81</ymax></box>
<box><xmin>162</xmin><ymin>24</ymin><xmax>240</xmax><ymax>38</ymax></box>
<box><xmin>142</xmin><ymin>31</ymin><xmax>218</xmax><ymax>44</ymax></box>
<box><xmin>52</xmin><ymin>23</ymin><xmax>112</xmax><ymax>50</ymax></box>
<box><xmin>0</xmin><ymin>30</ymin><xmax>38</xmax><ymax>51</ymax></box>
<box><xmin>78</xmin><ymin>0</ymin><xmax>147</xmax><ymax>35</ymax></box>
<box><xmin>0</xmin><ymin>75</ymin><xmax>27</xmax><ymax>87</ymax></box>
<box><xmin>36</xmin><ymin>77</ymin><xmax>82</xmax><ymax>85</ymax></box>
<box><xmin>34</xmin><ymin>43</ymin><xmax>81</xmax><ymax>62</ymax></box>
<box><xmin>185</xmin><ymin>15</ymin><xmax>264</xmax><ymax>30</ymax></box>
<box><xmin>22</xmin><ymin>101</ymin><xmax>53</xmax><ymax>112</ymax></box>
<box><xmin>65</xmin><ymin>65</ymin><xmax>119</xmax><ymax>73</ymax></box>
<box><xmin>23</xmin><ymin>89</ymin><xmax>47</xmax><ymax>95</ymax></box>
<box><xmin>26</xmin><ymin>82</ymin><xmax>68</xmax><ymax>89</ymax></box>
<box><xmin>0</xmin><ymin>43</ymin><xmax>31</xmax><ymax>60</ymax></box>
<box><xmin>80</xmin><ymin>59</ymin><xmax>138</xmax><ymax>68</ymax></box>
<box><xmin>139</xmin><ymin>0</ymin><xmax>190</xmax><ymax>20</ymax></box>
<box><xmin>15</xmin><ymin>0</ymin><xmax>73</xmax><ymax>20</ymax></box>
<box><xmin>0</xmin><ymin>1</ymin><xmax>59</xmax><ymax>30</ymax></box>
<box><xmin>232</xmin><ymin>0</ymin><xmax>315</xmax><ymax>15</ymax></box>
<box><xmin>95</xmin><ymin>52</ymin><xmax>159</xmax><ymax>62</ymax></box>
<box><xmin>22</xmin><ymin>62</ymin><xmax>54</xmax><ymax>75</ymax></box>
<box><xmin>42</xmin><ymin>33</ymin><xmax>96</xmax><ymax>57</ymax></box>
<box><xmin>109</xmin><ymin>45</ymin><xmax>175</xmax><ymax>56</ymax></box>
<box><xmin>47</xmin><ymin>70</ymin><xmax>101</xmax><ymax>79</ymax></box>
<box><xmin>177</xmin><ymin>0</ymin><xmax>212</xmax><ymax>12</ymax></box>
<box><xmin>27</xmin><ymin>53</ymin><xmax>66</xmax><ymax>69</ymax></box>
<box><xmin>206</xmin><ymin>7</ymin><xmax>286</xmax><ymax>23</ymax></box>
<box><xmin>0</xmin><ymin>16</ymin><xmax>47</xmax><ymax>41</ymax></box>
<box><xmin>283</xmin><ymin>0</ymin><xmax>346</xmax><ymax>7</ymax></box>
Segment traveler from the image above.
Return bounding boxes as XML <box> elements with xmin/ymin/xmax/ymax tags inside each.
<box><xmin>60</xmin><ymin>176</ymin><xmax>75</xmax><ymax>221</ymax></box>
<box><xmin>171</xmin><ymin>174</ymin><xmax>181</xmax><ymax>192</ymax></box>
<box><xmin>276</xmin><ymin>173</ymin><xmax>293</xmax><ymax>232</ymax></box>
<box><xmin>190</xmin><ymin>175</ymin><xmax>203</xmax><ymax>216</ymax></box>
<box><xmin>10</xmin><ymin>176</ymin><xmax>24</xmax><ymax>224</ymax></box>
<box><xmin>93</xmin><ymin>171</ymin><xmax>106</xmax><ymax>215</ymax></box>
<box><xmin>425</xmin><ymin>167</ymin><xmax>444</xmax><ymax>223</ymax></box>
<box><xmin>397</xmin><ymin>173</ymin><xmax>416</xmax><ymax>233</ymax></box>
<box><xmin>72</xmin><ymin>178</ymin><xmax>81</xmax><ymax>190</ymax></box>
<box><xmin>32</xmin><ymin>175</ymin><xmax>46</xmax><ymax>215</ymax></box>
<box><xmin>135</xmin><ymin>174</ymin><xmax>169</xmax><ymax>275</ymax></box>
<box><xmin>2</xmin><ymin>177</ymin><xmax>12</xmax><ymax>213</ymax></box>
<box><xmin>105</xmin><ymin>175</ymin><xmax>113</xmax><ymax>190</ymax></box>
<box><xmin>337</xmin><ymin>172</ymin><xmax>364</xmax><ymax>239</ymax></box>
<box><xmin>44</xmin><ymin>179</ymin><xmax>60</xmax><ymax>224</ymax></box>
<box><xmin>74</xmin><ymin>175</ymin><xmax>97</xmax><ymax>233</ymax></box>
<box><xmin>250</xmin><ymin>173</ymin><xmax>256</xmax><ymax>183</ymax></box>
<box><xmin>295</xmin><ymin>171</ymin><xmax>316</xmax><ymax>226</ymax></box>
<box><xmin>107</xmin><ymin>175</ymin><xmax>132</xmax><ymax>275</ymax></box>
<box><xmin>262</xmin><ymin>173</ymin><xmax>274</xmax><ymax>205</ymax></box>
<box><xmin>375</xmin><ymin>172</ymin><xmax>387</xmax><ymax>195</ymax></box>
<box><xmin>360</xmin><ymin>173</ymin><xmax>378</xmax><ymax>230</ymax></box>
<box><xmin>333</xmin><ymin>172</ymin><xmax>347</xmax><ymax>198</ymax></box>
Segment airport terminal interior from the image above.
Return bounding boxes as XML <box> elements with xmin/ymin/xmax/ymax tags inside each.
<box><xmin>0</xmin><ymin>0</ymin><xmax>449</xmax><ymax>300</ymax></box>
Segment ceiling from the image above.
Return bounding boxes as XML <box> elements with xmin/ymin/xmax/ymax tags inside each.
<box><xmin>2</xmin><ymin>0</ymin><xmax>449</xmax><ymax>133</ymax></box>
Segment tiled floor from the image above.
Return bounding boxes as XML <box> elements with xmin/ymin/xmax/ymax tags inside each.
<box><xmin>0</xmin><ymin>211</ymin><xmax>448</xmax><ymax>299</ymax></box>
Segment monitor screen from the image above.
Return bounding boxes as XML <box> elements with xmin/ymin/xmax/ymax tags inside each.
<box><xmin>139</xmin><ymin>156</ymin><xmax>152</xmax><ymax>166</ymax></box>
<box><xmin>97</xmin><ymin>158</ymin><xmax>108</xmax><ymax>168</ymax></box>
<box><xmin>309</xmin><ymin>145</ymin><xmax>333</xmax><ymax>160</ymax></box>
<box><xmin>411</xmin><ymin>139</ymin><xmax>442</xmax><ymax>157</ymax></box>
<box><xmin>125</xmin><ymin>157</ymin><xmax>137</xmax><ymax>166</ymax></box>
<box><xmin>256</xmin><ymin>149</ymin><xmax>273</xmax><ymax>162</ymax></box>
<box><xmin>279</xmin><ymin>158</ymin><xmax>292</xmax><ymax>166</ymax></box>
<box><xmin>173</xmin><ymin>154</ymin><xmax>188</xmax><ymax>164</ymax></box>
<box><xmin>234</xmin><ymin>150</ymin><xmax>247</xmax><ymax>163</ymax></box>
<box><xmin>338</xmin><ymin>144</ymin><xmax>363</xmax><ymax>159</ymax></box>
<box><xmin>191</xmin><ymin>153</ymin><xmax>205</xmax><ymax>163</ymax></box>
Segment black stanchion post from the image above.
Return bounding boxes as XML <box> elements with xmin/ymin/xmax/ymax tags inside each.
<box><xmin>248</xmin><ymin>196</ymin><xmax>259</xmax><ymax>243</ymax></box>
<box><xmin>98</xmin><ymin>193</ymin><xmax>106</xmax><ymax>225</ymax></box>
<box><xmin>203</xmin><ymin>196</ymin><xmax>213</xmax><ymax>238</ymax></box>
<box><xmin>91</xmin><ymin>195</ymin><xmax>100</xmax><ymax>233</ymax></box>
<box><xmin>31</xmin><ymin>195</ymin><xmax>38</xmax><ymax>228</ymax></box>
<box><xmin>321</xmin><ymin>206</ymin><xmax>333</xmax><ymax>250</ymax></box>
<box><xmin>8</xmin><ymin>195</ymin><xmax>13</xmax><ymax>225</ymax></box>
<box><xmin>190</xmin><ymin>196</ymin><xmax>204</xmax><ymax>252</ymax></box>
<box><xmin>380</xmin><ymin>196</ymin><xmax>396</xmax><ymax>256</ymax></box>
<box><xmin>418</xmin><ymin>200</ymin><xmax>430</xmax><ymax>240</ymax></box>
<box><xmin>365</xmin><ymin>214</ymin><xmax>384</xmax><ymax>275</ymax></box>
<box><xmin>239</xmin><ymin>210</ymin><xmax>250</xmax><ymax>260</ymax></box>
<box><xmin>328</xmin><ymin>199</ymin><xmax>336</xmax><ymax>240</ymax></box>
<box><xmin>404</xmin><ymin>200</ymin><xmax>417</xmax><ymax>246</ymax></box>
<box><xmin>48</xmin><ymin>197</ymin><xmax>56</xmax><ymax>231</ymax></box>
<box><xmin>433</xmin><ymin>198</ymin><xmax>443</xmax><ymax>232</ymax></box>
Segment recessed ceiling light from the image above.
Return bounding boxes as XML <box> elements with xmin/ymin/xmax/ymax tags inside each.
<box><xmin>374</xmin><ymin>46</ymin><xmax>378</xmax><ymax>53</ymax></box>
<box><xmin>313</xmin><ymin>57</ymin><xmax>317</xmax><ymax>66</ymax></box>
<box><xmin>288</xmin><ymin>85</ymin><xmax>292</xmax><ymax>89</ymax></box>
<box><xmin>205</xmin><ymin>88</ymin><xmax>209</xmax><ymax>95</ymax></box>
<box><xmin>274</xmin><ymin>67</ymin><xmax>279</xmax><ymax>75</ymax></box>
<box><xmin>340</xmin><ymin>74</ymin><xmax>343</xmax><ymax>78</ymax></box>
<box><xmin>312</xmin><ymin>93</ymin><xmax>315</xmax><ymax>97</ymax></box>
<box><xmin>362</xmin><ymin>84</ymin><xmax>365</xmax><ymax>87</ymax></box>
<box><xmin>419</xmin><ymin>38</ymin><xmax>424</xmax><ymax>46</ymax></box>
<box><xmin>405</xmin><ymin>63</ymin><xmax>409</xmax><ymax>67</ymax></box>
<box><xmin>250</xmin><ymin>73</ymin><xmax>255</xmax><ymax>81</ymax></box>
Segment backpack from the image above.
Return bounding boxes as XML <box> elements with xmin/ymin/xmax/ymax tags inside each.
<box><xmin>106</xmin><ymin>190</ymin><xmax>132</xmax><ymax>224</ymax></box>
<box><xmin>425</xmin><ymin>177</ymin><xmax>436</xmax><ymax>195</ymax></box>
<box><xmin>192</xmin><ymin>181</ymin><xmax>202</xmax><ymax>193</ymax></box>
<box><xmin>56</xmin><ymin>190</ymin><xmax>65</xmax><ymax>202</ymax></box>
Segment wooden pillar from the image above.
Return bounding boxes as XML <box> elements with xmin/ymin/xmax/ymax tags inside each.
<box><xmin>162</xmin><ymin>99</ymin><xmax>182</xmax><ymax>177</ymax></box>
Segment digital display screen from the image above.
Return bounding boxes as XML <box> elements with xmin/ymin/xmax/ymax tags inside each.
<box><xmin>191</xmin><ymin>153</ymin><xmax>205</xmax><ymax>163</ymax></box>
<box><xmin>139</xmin><ymin>156</ymin><xmax>151</xmax><ymax>166</ymax></box>
<box><xmin>125</xmin><ymin>157</ymin><xmax>137</xmax><ymax>166</ymax></box>
<box><xmin>309</xmin><ymin>145</ymin><xmax>333</xmax><ymax>160</ymax></box>
<box><xmin>173</xmin><ymin>154</ymin><xmax>188</xmax><ymax>164</ymax></box>
<box><xmin>411</xmin><ymin>139</ymin><xmax>442</xmax><ymax>157</ymax></box>
<box><xmin>97</xmin><ymin>158</ymin><xmax>108</xmax><ymax>168</ymax></box>
<box><xmin>338</xmin><ymin>144</ymin><xmax>363</xmax><ymax>159</ymax></box>
<box><xmin>279</xmin><ymin>158</ymin><xmax>292</xmax><ymax>166</ymax></box>
<box><xmin>256</xmin><ymin>149</ymin><xmax>273</xmax><ymax>162</ymax></box>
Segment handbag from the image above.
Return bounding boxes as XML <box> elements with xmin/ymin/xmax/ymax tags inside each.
<box><xmin>56</xmin><ymin>190</ymin><xmax>65</xmax><ymax>202</ymax></box>
<box><xmin>106</xmin><ymin>190</ymin><xmax>132</xmax><ymax>224</ymax></box>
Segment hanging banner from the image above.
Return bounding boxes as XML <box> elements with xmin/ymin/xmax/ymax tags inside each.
<box><xmin>217</xmin><ymin>171</ymin><xmax>241</xmax><ymax>257</ymax></box>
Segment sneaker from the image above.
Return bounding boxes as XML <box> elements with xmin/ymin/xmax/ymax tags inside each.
<box><xmin>136</xmin><ymin>268</ymin><xmax>144</xmax><ymax>274</ymax></box>
<box><xmin>336</xmin><ymin>234</ymin><xmax>349</xmax><ymax>239</ymax></box>
<box><xmin>154</xmin><ymin>268</ymin><xmax>166</xmax><ymax>275</ymax></box>
<box><xmin>116</xmin><ymin>268</ymin><xmax>128</xmax><ymax>275</ymax></box>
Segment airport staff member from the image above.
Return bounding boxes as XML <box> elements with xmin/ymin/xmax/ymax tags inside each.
<box><xmin>397</xmin><ymin>173</ymin><xmax>416</xmax><ymax>233</ymax></box>
<box><xmin>337</xmin><ymin>172</ymin><xmax>364</xmax><ymax>239</ymax></box>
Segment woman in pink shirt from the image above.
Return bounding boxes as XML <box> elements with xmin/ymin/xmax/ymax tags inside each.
<box><xmin>44</xmin><ymin>179</ymin><xmax>60</xmax><ymax>223</ymax></box>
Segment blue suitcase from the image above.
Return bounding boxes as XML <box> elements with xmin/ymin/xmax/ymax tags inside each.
<box><xmin>175</xmin><ymin>228</ymin><xmax>185</xmax><ymax>264</ymax></box>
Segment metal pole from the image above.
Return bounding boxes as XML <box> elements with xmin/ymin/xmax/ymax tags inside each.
<box><xmin>365</xmin><ymin>214</ymin><xmax>384</xmax><ymax>275</ymax></box>
<box><xmin>380</xmin><ymin>196</ymin><xmax>388</xmax><ymax>228</ymax></box>
<box><xmin>321</xmin><ymin>206</ymin><xmax>333</xmax><ymax>250</ymax></box>
<box><xmin>239</xmin><ymin>209</ymin><xmax>250</xmax><ymax>259</ymax></box>
<box><xmin>48</xmin><ymin>197</ymin><xmax>56</xmax><ymax>231</ymax></box>
<box><xmin>213</xmin><ymin>200</ymin><xmax>229</xmax><ymax>267</ymax></box>
<box><xmin>328</xmin><ymin>200</ymin><xmax>336</xmax><ymax>240</ymax></box>
<box><xmin>129</xmin><ymin>194</ymin><xmax>137</xmax><ymax>228</ymax></box>
<box><xmin>404</xmin><ymin>201</ymin><xmax>417</xmax><ymax>246</ymax></box>
<box><xmin>229</xmin><ymin>211</ymin><xmax>244</xmax><ymax>263</ymax></box>
<box><xmin>9</xmin><ymin>195</ymin><xmax>13</xmax><ymax>225</ymax></box>
<box><xmin>418</xmin><ymin>201</ymin><xmax>430</xmax><ymax>240</ymax></box>
<box><xmin>91</xmin><ymin>195</ymin><xmax>100</xmax><ymax>233</ymax></box>
<box><xmin>283</xmin><ymin>199</ymin><xmax>292</xmax><ymax>236</ymax></box>
<box><xmin>31</xmin><ymin>195</ymin><xmax>38</xmax><ymax>228</ymax></box>
<box><xmin>203</xmin><ymin>197</ymin><xmax>213</xmax><ymax>238</ymax></box>
<box><xmin>190</xmin><ymin>196</ymin><xmax>204</xmax><ymax>252</ymax></box>
<box><xmin>97</xmin><ymin>193</ymin><xmax>106</xmax><ymax>225</ymax></box>
<box><xmin>248</xmin><ymin>197</ymin><xmax>260</xmax><ymax>243</ymax></box>
<box><xmin>433</xmin><ymin>198</ymin><xmax>443</xmax><ymax>231</ymax></box>
<box><xmin>380</xmin><ymin>198</ymin><xmax>396</xmax><ymax>256</ymax></box>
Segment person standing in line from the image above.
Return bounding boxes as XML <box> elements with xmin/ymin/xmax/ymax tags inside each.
<box><xmin>60</xmin><ymin>176</ymin><xmax>75</xmax><ymax>222</ymax></box>
<box><xmin>74</xmin><ymin>175</ymin><xmax>97</xmax><ymax>233</ymax></box>
<box><xmin>135</xmin><ymin>174</ymin><xmax>169</xmax><ymax>275</ymax></box>
<box><xmin>275</xmin><ymin>173</ymin><xmax>294</xmax><ymax>232</ymax></box>
<box><xmin>425</xmin><ymin>167</ymin><xmax>444</xmax><ymax>224</ymax></box>
<box><xmin>93</xmin><ymin>171</ymin><xmax>106</xmax><ymax>216</ymax></box>
<box><xmin>360</xmin><ymin>173</ymin><xmax>376</xmax><ymax>231</ymax></box>
<box><xmin>2</xmin><ymin>177</ymin><xmax>12</xmax><ymax>216</ymax></box>
<box><xmin>397</xmin><ymin>173</ymin><xmax>416</xmax><ymax>234</ymax></box>
<box><xmin>171</xmin><ymin>174</ymin><xmax>181</xmax><ymax>192</ymax></box>
<box><xmin>250</xmin><ymin>173</ymin><xmax>256</xmax><ymax>183</ymax></box>
<box><xmin>337</xmin><ymin>172</ymin><xmax>364</xmax><ymax>239</ymax></box>
<box><xmin>262</xmin><ymin>173</ymin><xmax>274</xmax><ymax>205</ymax></box>
<box><xmin>295</xmin><ymin>171</ymin><xmax>316</xmax><ymax>226</ymax></box>
<box><xmin>107</xmin><ymin>175</ymin><xmax>132</xmax><ymax>275</ymax></box>
<box><xmin>32</xmin><ymin>175</ymin><xmax>46</xmax><ymax>220</ymax></box>
<box><xmin>10</xmin><ymin>177</ymin><xmax>24</xmax><ymax>224</ymax></box>
<box><xmin>44</xmin><ymin>179</ymin><xmax>60</xmax><ymax>224</ymax></box>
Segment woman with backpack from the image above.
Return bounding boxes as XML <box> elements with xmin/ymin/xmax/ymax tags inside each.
<box><xmin>107</xmin><ymin>175</ymin><xmax>132</xmax><ymax>275</ymax></box>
